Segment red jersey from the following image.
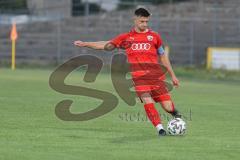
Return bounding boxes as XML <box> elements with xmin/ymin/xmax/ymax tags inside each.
<box><xmin>110</xmin><ymin>28</ymin><xmax>163</xmax><ymax>64</ymax></box>
<box><xmin>111</xmin><ymin>28</ymin><xmax>169</xmax><ymax>98</ymax></box>
<box><xmin>110</xmin><ymin>28</ymin><xmax>165</xmax><ymax>77</ymax></box>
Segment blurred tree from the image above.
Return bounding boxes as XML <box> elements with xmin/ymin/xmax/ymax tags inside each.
<box><xmin>0</xmin><ymin>0</ymin><xmax>28</xmax><ymax>13</ymax></box>
<box><xmin>117</xmin><ymin>0</ymin><xmax>188</xmax><ymax>10</ymax></box>
<box><xmin>72</xmin><ymin>0</ymin><xmax>103</xmax><ymax>16</ymax></box>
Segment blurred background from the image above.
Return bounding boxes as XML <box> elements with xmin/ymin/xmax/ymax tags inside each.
<box><xmin>1</xmin><ymin>1</ymin><xmax>240</xmax><ymax>159</ymax></box>
<box><xmin>0</xmin><ymin>0</ymin><xmax>239</xmax><ymax>68</ymax></box>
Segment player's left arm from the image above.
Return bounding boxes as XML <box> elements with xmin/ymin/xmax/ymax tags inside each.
<box><xmin>155</xmin><ymin>33</ymin><xmax>179</xmax><ymax>87</ymax></box>
<box><xmin>158</xmin><ymin>47</ymin><xmax>179</xmax><ymax>87</ymax></box>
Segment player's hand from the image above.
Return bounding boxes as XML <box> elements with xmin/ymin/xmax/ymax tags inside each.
<box><xmin>74</xmin><ymin>40</ymin><xmax>87</xmax><ymax>47</ymax></box>
<box><xmin>172</xmin><ymin>75</ymin><xmax>180</xmax><ymax>88</ymax></box>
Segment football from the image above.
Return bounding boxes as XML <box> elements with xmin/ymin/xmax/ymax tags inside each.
<box><xmin>167</xmin><ymin>118</ymin><xmax>186</xmax><ymax>135</ymax></box>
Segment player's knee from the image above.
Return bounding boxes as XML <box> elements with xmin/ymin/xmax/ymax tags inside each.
<box><xmin>141</xmin><ymin>93</ymin><xmax>154</xmax><ymax>104</ymax></box>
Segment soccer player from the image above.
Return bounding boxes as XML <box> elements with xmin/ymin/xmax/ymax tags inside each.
<box><xmin>74</xmin><ymin>7</ymin><xmax>181</xmax><ymax>136</ymax></box>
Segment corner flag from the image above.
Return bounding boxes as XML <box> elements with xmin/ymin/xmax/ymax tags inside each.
<box><xmin>10</xmin><ymin>23</ymin><xmax>18</xmax><ymax>70</ymax></box>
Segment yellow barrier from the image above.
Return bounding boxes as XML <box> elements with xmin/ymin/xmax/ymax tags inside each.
<box><xmin>206</xmin><ymin>47</ymin><xmax>240</xmax><ymax>70</ymax></box>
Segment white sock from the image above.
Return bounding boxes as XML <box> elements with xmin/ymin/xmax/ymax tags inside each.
<box><xmin>156</xmin><ymin>124</ymin><xmax>164</xmax><ymax>132</ymax></box>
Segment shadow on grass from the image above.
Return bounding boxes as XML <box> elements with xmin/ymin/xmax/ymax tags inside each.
<box><xmin>109</xmin><ymin>134</ymin><xmax>186</xmax><ymax>144</ymax></box>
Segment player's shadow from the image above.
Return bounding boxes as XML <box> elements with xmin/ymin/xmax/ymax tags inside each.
<box><xmin>109</xmin><ymin>135</ymin><xmax>157</xmax><ymax>144</ymax></box>
<box><xmin>109</xmin><ymin>134</ymin><xmax>186</xmax><ymax>144</ymax></box>
<box><xmin>45</xmin><ymin>127</ymin><xmax>185</xmax><ymax>142</ymax></box>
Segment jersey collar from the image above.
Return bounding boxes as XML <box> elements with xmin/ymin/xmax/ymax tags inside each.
<box><xmin>130</xmin><ymin>27</ymin><xmax>151</xmax><ymax>34</ymax></box>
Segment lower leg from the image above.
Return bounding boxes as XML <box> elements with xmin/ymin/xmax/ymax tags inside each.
<box><xmin>160</xmin><ymin>101</ymin><xmax>181</xmax><ymax>118</ymax></box>
<box><xmin>141</xmin><ymin>93</ymin><xmax>165</xmax><ymax>135</ymax></box>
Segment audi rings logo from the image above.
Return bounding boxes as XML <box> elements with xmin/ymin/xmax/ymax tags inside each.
<box><xmin>131</xmin><ymin>43</ymin><xmax>151</xmax><ymax>51</ymax></box>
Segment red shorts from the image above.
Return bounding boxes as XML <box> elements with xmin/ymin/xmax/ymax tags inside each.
<box><xmin>134</xmin><ymin>85</ymin><xmax>171</xmax><ymax>103</ymax></box>
<box><xmin>130</xmin><ymin>65</ymin><xmax>171</xmax><ymax>103</ymax></box>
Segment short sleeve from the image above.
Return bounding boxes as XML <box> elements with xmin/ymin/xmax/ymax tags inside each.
<box><xmin>156</xmin><ymin>33</ymin><xmax>163</xmax><ymax>48</ymax></box>
<box><xmin>110</xmin><ymin>33</ymin><xmax>128</xmax><ymax>48</ymax></box>
<box><xmin>156</xmin><ymin>33</ymin><xmax>165</xmax><ymax>55</ymax></box>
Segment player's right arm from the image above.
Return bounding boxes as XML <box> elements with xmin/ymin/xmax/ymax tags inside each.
<box><xmin>74</xmin><ymin>40</ymin><xmax>110</xmax><ymax>50</ymax></box>
<box><xmin>74</xmin><ymin>33</ymin><xmax>127</xmax><ymax>51</ymax></box>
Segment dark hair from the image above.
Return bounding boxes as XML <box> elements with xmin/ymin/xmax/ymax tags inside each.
<box><xmin>134</xmin><ymin>8</ymin><xmax>151</xmax><ymax>17</ymax></box>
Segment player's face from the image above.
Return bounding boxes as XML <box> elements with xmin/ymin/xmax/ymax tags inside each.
<box><xmin>134</xmin><ymin>16</ymin><xmax>150</xmax><ymax>31</ymax></box>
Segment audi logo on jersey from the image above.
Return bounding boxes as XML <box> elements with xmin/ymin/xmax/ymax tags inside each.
<box><xmin>131</xmin><ymin>43</ymin><xmax>151</xmax><ymax>51</ymax></box>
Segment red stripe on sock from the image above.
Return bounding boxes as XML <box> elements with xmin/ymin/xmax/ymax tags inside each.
<box><xmin>144</xmin><ymin>103</ymin><xmax>161</xmax><ymax>127</ymax></box>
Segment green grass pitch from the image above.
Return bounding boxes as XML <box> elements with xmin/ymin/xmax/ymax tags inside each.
<box><xmin>0</xmin><ymin>68</ymin><xmax>239</xmax><ymax>160</ymax></box>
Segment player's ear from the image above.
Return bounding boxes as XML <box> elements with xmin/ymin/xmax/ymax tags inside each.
<box><xmin>132</xmin><ymin>16</ymin><xmax>135</xmax><ymax>22</ymax></box>
<box><xmin>133</xmin><ymin>16</ymin><xmax>138</xmax><ymax>24</ymax></box>
<box><xmin>133</xmin><ymin>16</ymin><xmax>137</xmax><ymax>21</ymax></box>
